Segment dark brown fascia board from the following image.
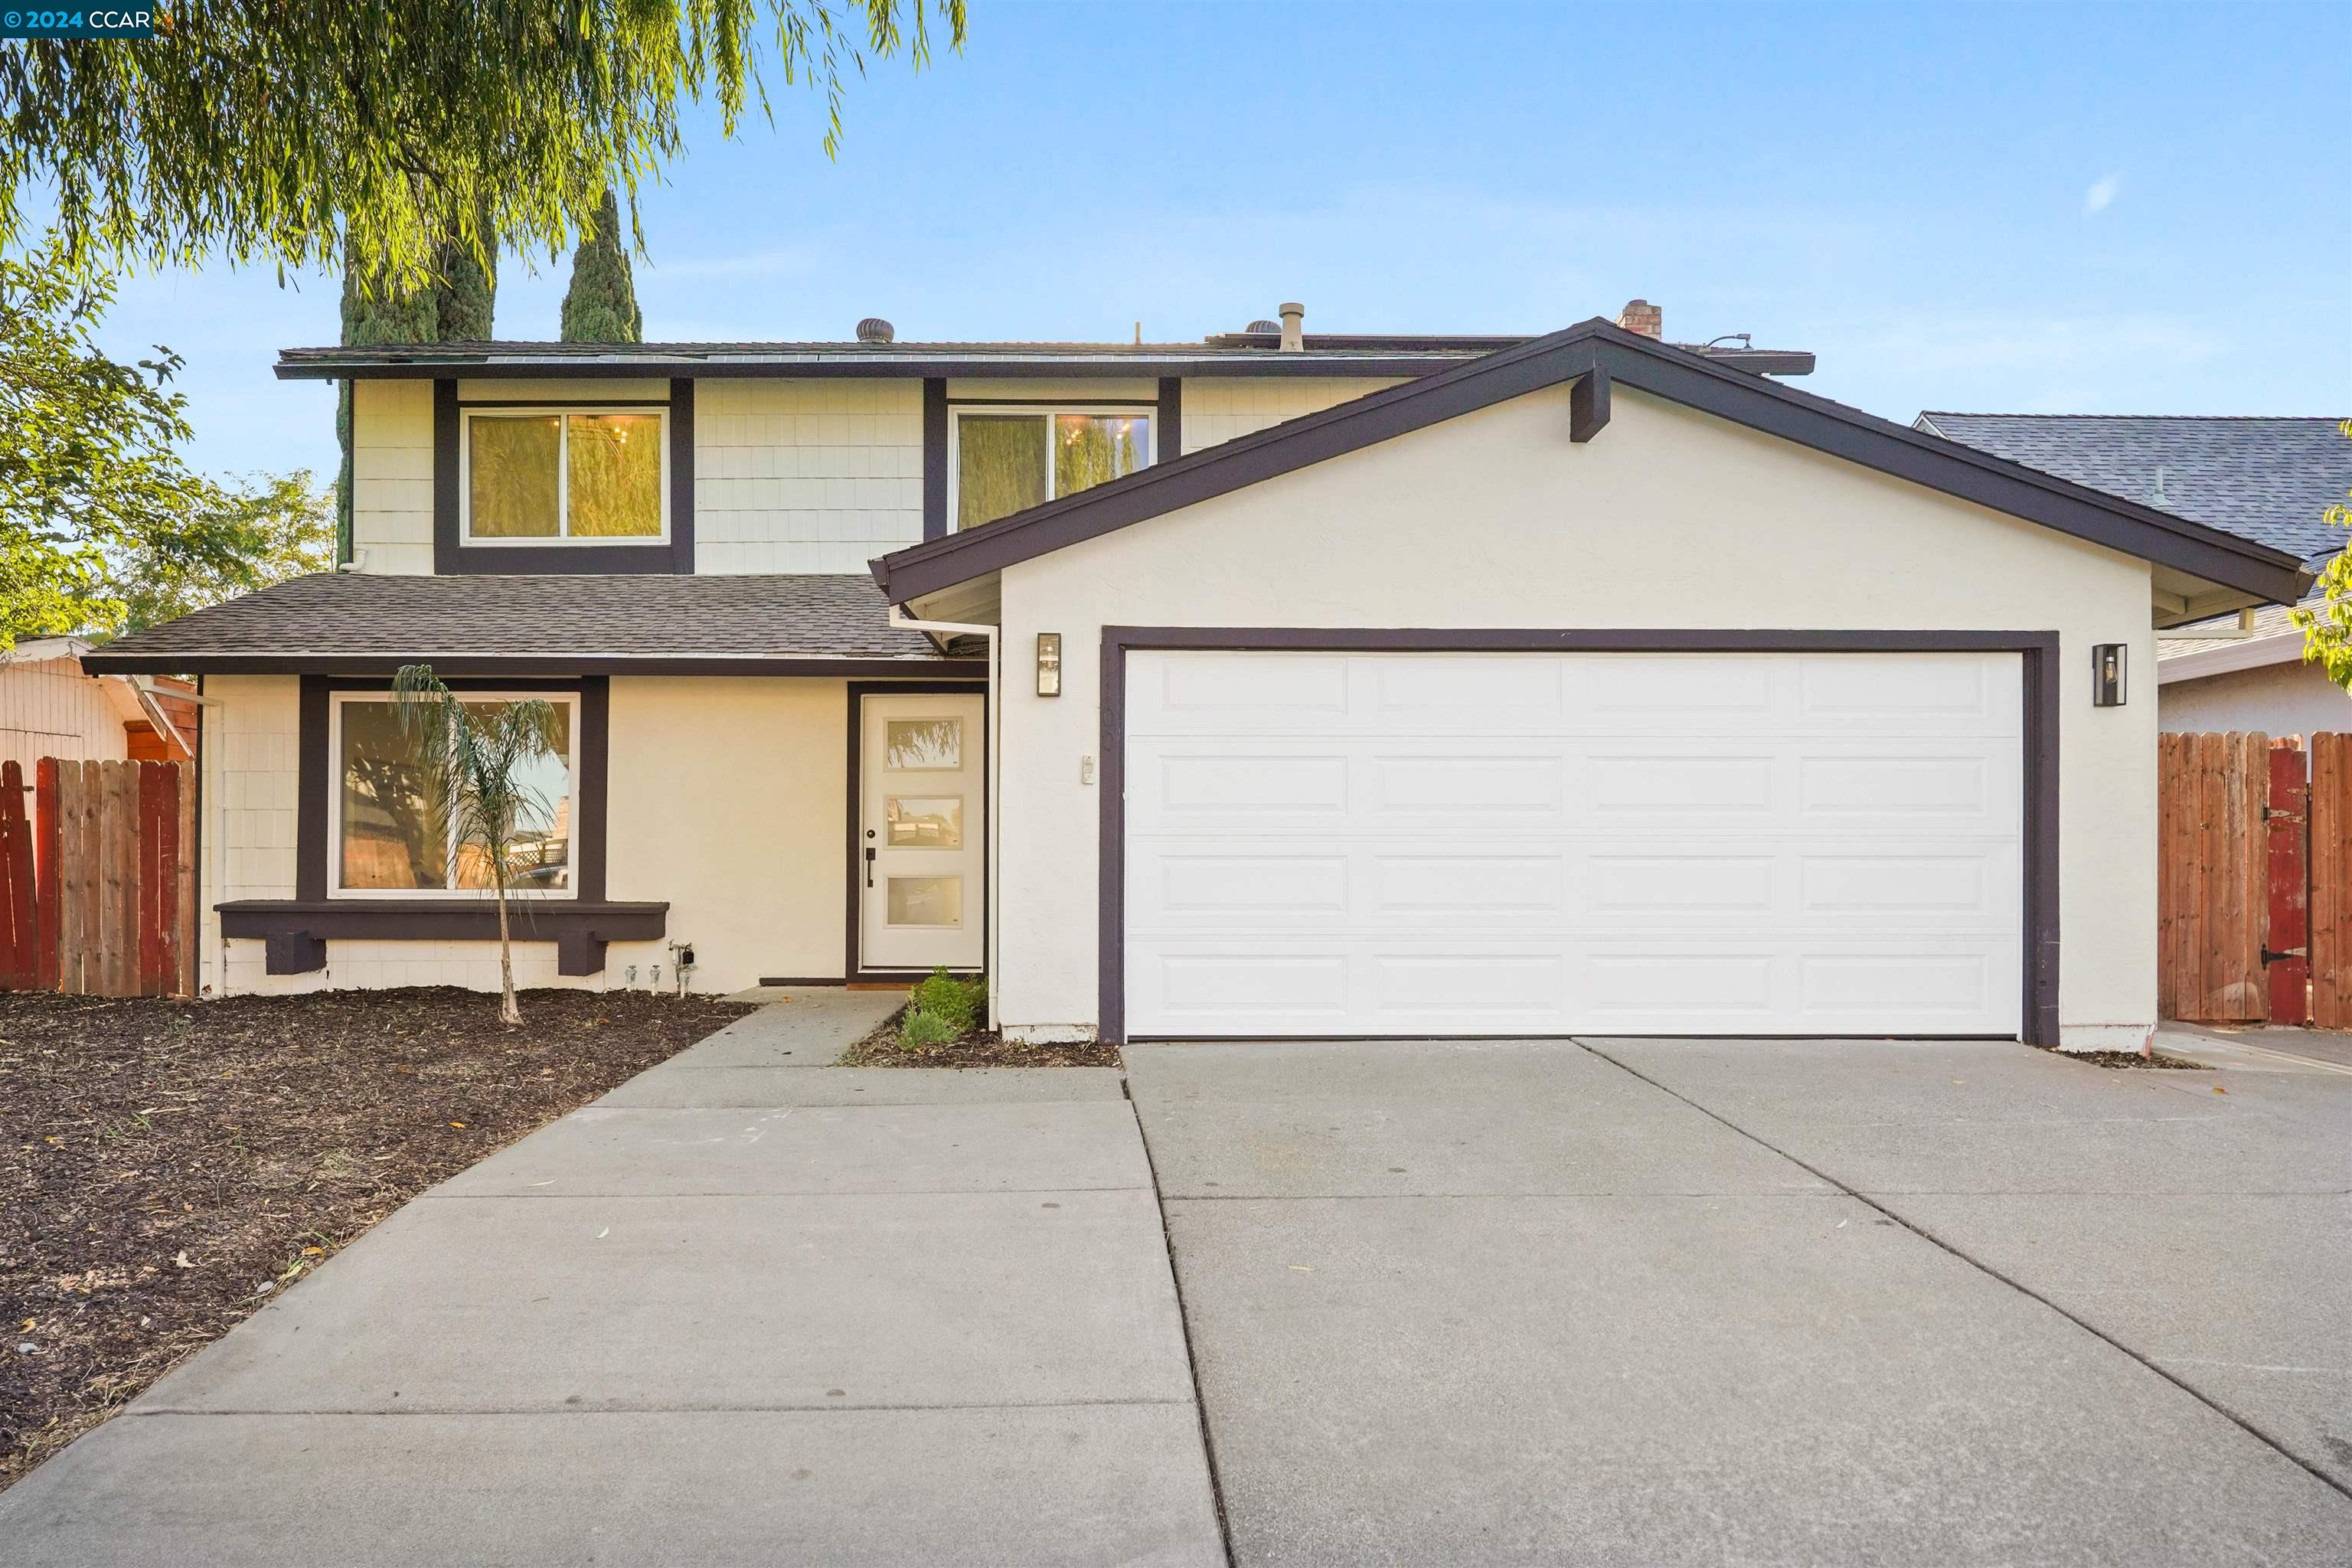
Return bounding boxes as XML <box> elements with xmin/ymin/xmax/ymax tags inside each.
<box><xmin>80</xmin><ymin>652</ymin><xmax>986</xmax><ymax>678</ymax></box>
<box><xmin>218</xmin><ymin>899</ymin><xmax>668</xmax><ymax>943</ymax></box>
<box><xmin>275</xmin><ymin>351</ymin><xmax>1482</xmax><ymax>382</ymax></box>
<box><xmin>869</xmin><ymin>318</ymin><xmax>2311</xmax><ymax>609</ymax></box>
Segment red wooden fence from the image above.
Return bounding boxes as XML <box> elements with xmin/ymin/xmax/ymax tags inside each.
<box><xmin>2161</xmin><ymin>731</ymin><xmax>2348</xmax><ymax>1028</ymax></box>
<box><xmin>0</xmin><ymin>758</ymin><xmax>195</xmax><ymax>998</ymax></box>
<box><xmin>2314</xmin><ymin>733</ymin><xmax>2352</xmax><ymax>1029</ymax></box>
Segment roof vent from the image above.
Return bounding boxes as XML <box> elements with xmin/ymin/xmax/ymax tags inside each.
<box><xmin>1245</xmin><ymin>318</ymin><xmax>1281</xmax><ymax>335</ymax></box>
<box><xmin>855</xmin><ymin>317</ymin><xmax>895</xmax><ymax>345</ymax></box>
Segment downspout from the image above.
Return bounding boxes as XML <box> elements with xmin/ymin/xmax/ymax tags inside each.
<box><xmin>887</xmin><ymin>605</ymin><xmax>1001</xmax><ymax>1033</ymax></box>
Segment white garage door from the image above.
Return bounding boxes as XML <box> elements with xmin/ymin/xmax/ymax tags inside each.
<box><xmin>1122</xmin><ymin>649</ymin><xmax>2024</xmax><ymax>1038</ymax></box>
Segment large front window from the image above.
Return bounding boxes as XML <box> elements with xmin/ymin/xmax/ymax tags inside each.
<box><xmin>952</xmin><ymin>407</ymin><xmax>1151</xmax><ymax>530</ymax></box>
<box><xmin>332</xmin><ymin>694</ymin><xmax>577</xmax><ymax>897</ymax></box>
<box><xmin>463</xmin><ymin>409</ymin><xmax>665</xmax><ymax>543</ymax></box>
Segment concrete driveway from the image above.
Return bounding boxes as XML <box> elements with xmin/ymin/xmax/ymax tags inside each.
<box><xmin>1125</xmin><ymin>1036</ymin><xmax>2352</xmax><ymax>1566</ymax></box>
<box><xmin>1</xmin><ymin>991</ymin><xmax>1223</xmax><ymax>1566</ymax></box>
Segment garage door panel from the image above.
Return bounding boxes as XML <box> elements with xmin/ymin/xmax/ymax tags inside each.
<box><xmin>1123</xmin><ymin>650</ymin><xmax>2024</xmax><ymax>1039</ymax></box>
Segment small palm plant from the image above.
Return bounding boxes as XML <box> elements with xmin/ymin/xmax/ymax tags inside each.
<box><xmin>391</xmin><ymin>663</ymin><xmax>563</xmax><ymax>1026</ymax></box>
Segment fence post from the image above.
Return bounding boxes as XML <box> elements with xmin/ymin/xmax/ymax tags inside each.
<box><xmin>2314</xmin><ymin>734</ymin><xmax>2351</xmax><ymax>1029</ymax></box>
<box><xmin>2266</xmin><ymin>739</ymin><xmax>2310</xmax><ymax>1025</ymax></box>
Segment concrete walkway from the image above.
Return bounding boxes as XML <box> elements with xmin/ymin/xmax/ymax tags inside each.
<box><xmin>1126</xmin><ymin>1036</ymin><xmax>2352</xmax><ymax>1566</ymax></box>
<box><xmin>1</xmin><ymin>990</ymin><xmax>1223</xmax><ymax>1566</ymax></box>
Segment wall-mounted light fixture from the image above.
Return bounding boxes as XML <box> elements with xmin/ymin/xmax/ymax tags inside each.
<box><xmin>2092</xmin><ymin>643</ymin><xmax>2127</xmax><ymax>707</ymax></box>
<box><xmin>1035</xmin><ymin>632</ymin><xmax>1063</xmax><ymax>697</ymax></box>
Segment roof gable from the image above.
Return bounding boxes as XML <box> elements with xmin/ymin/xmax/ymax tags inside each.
<box><xmin>871</xmin><ymin>320</ymin><xmax>2310</xmax><ymax>610</ymax></box>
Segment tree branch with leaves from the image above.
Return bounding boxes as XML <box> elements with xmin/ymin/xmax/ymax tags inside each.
<box><xmin>0</xmin><ymin>1</ymin><xmax>966</xmax><ymax>289</ymax></box>
<box><xmin>2292</xmin><ymin>418</ymin><xmax>2352</xmax><ymax>691</ymax></box>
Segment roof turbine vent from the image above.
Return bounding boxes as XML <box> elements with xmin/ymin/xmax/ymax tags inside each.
<box><xmin>855</xmin><ymin>317</ymin><xmax>896</xmax><ymax>345</ymax></box>
<box><xmin>1245</xmin><ymin>318</ymin><xmax>1281</xmax><ymax>335</ymax></box>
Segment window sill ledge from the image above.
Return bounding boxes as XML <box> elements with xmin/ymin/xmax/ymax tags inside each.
<box><xmin>217</xmin><ymin>900</ymin><xmax>668</xmax><ymax>975</ymax></box>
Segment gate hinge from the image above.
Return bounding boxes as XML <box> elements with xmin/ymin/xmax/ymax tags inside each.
<box><xmin>2261</xmin><ymin>946</ymin><xmax>2308</xmax><ymax>965</ymax></box>
<box><xmin>2262</xmin><ymin>806</ymin><xmax>2304</xmax><ymax>823</ymax></box>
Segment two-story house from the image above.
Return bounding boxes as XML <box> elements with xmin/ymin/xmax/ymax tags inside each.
<box><xmin>89</xmin><ymin>302</ymin><xmax>2309</xmax><ymax>1054</ymax></box>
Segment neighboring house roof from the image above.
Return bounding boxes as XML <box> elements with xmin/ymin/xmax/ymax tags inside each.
<box><xmin>274</xmin><ymin>335</ymin><xmax>1817</xmax><ymax>382</ymax></box>
<box><xmin>1913</xmin><ymin>414</ymin><xmax>2352</xmax><ymax>564</ymax></box>
<box><xmin>81</xmin><ymin>574</ymin><xmax>977</xmax><ymax>676</ymax></box>
<box><xmin>871</xmin><ymin>318</ymin><xmax>2313</xmax><ymax>614</ymax></box>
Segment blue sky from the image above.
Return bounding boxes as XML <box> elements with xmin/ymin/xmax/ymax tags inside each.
<box><xmin>91</xmin><ymin>0</ymin><xmax>2349</xmax><ymax>488</ymax></box>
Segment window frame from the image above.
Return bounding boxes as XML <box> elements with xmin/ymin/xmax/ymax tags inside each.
<box><xmin>946</xmin><ymin>403</ymin><xmax>1155</xmax><ymax>534</ymax></box>
<box><xmin>325</xmin><ymin>688</ymin><xmax>583</xmax><ymax>901</ymax></box>
<box><xmin>458</xmin><ymin>405</ymin><xmax>671</xmax><ymax>547</ymax></box>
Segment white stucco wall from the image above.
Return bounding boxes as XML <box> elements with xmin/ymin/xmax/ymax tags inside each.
<box><xmin>202</xmin><ymin>675</ymin><xmax>854</xmax><ymax>998</ymax></box>
<box><xmin>991</xmin><ymin>384</ymin><xmax>2161</xmax><ymax>1052</ymax></box>
<box><xmin>1178</xmin><ymin>377</ymin><xmax>1407</xmax><ymax>454</ymax></box>
<box><xmin>2158</xmin><ymin>658</ymin><xmax>2352</xmax><ymax>740</ymax></box>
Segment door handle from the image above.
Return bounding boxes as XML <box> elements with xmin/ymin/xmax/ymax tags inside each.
<box><xmin>864</xmin><ymin>846</ymin><xmax>876</xmax><ymax>888</ymax></box>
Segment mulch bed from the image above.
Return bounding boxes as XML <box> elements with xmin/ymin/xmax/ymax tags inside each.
<box><xmin>1</xmin><ymin>986</ymin><xmax>752</xmax><ymax>1490</ymax></box>
<box><xmin>2030</xmin><ymin>1043</ymin><xmax>2205</xmax><ymax>1070</ymax></box>
<box><xmin>836</xmin><ymin>1005</ymin><xmax>1122</xmax><ymax>1069</ymax></box>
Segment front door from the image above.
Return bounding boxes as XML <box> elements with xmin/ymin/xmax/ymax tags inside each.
<box><xmin>859</xmin><ymin>691</ymin><xmax>986</xmax><ymax>974</ymax></box>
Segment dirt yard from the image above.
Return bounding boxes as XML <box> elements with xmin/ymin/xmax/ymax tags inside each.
<box><xmin>836</xmin><ymin>1004</ymin><xmax>1122</xmax><ymax>1068</ymax></box>
<box><xmin>1</xmin><ymin>987</ymin><xmax>752</xmax><ymax>1488</ymax></box>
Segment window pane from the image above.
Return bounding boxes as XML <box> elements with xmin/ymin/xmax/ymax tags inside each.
<box><xmin>451</xmin><ymin>701</ymin><xmax>573</xmax><ymax>892</ymax></box>
<box><xmin>886</xmin><ymin>796</ymin><xmax>962</xmax><ymax>848</ymax></box>
<box><xmin>956</xmin><ymin>415</ymin><xmax>1047</xmax><ymax>529</ymax></box>
<box><xmin>884</xmin><ymin>717</ymin><xmax>962</xmax><ymax>770</ymax></box>
<box><xmin>887</xmin><ymin>876</ymin><xmax>963</xmax><ymax>927</ymax></box>
<box><xmin>468</xmin><ymin>416</ymin><xmax>561</xmax><ymax>537</ymax></box>
<box><xmin>1054</xmin><ymin>413</ymin><xmax>1149</xmax><ymax>499</ymax></box>
<box><xmin>565</xmin><ymin>413</ymin><xmax>663</xmax><ymax>537</ymax></box>
<box><xmin>338</xmin><ymin>701</ymin><xmax>448</xmax><ymax>890</ymax></box>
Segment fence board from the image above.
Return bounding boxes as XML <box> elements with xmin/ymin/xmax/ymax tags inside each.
<box><xmin>137</xmin><ymin>761</ymin><xmax>164</xmax><ymax>995</ymax></box>
<box><xmin>2159</xmin><ymin>730</ymin><xmax>2269</xmax><ymax>1022</ymax></box>
<box><xmin>98</xmin><ymin>763</ymin><xmax>131</xmax><ymax>998</ymax></box>
<box><xmin>175</xmin><ymin>762</ymin><xmax>196</xmax><ymax>998</ymax></box>
<box><xmin>0</xmin><ymin>760</ymin><xmax>33</xmax><ymax>988</ymax></box>
<box><xmin>34</xmin><ymin>757</ymin><xmax>58</xmax><ymax>990</ymax></box>
<box><xmin>2268</xmin><ymin>740</ymin><xmax>2309</xmax><ymax>1025</ymax></box>
<box><xmin>2317</xmin><ymin>734</ymin><xmax>2352</xmax><ymax>1028</ymax></box>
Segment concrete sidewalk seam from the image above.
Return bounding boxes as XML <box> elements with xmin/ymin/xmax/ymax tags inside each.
<box><xmin>1124</xmin><ymin>1088</ymin><xmax>1240</xmax><ymax>1568</ymax></box>
<box><xmin>1571</xmin><ymin>1036</ymin><xmax>2352</xmax><ymax>1508</ymax></box>
<box><xmin>1158</xmin><ymin>1189</ymin><xmax>1844</xmax><ymax>1202</ymax></box>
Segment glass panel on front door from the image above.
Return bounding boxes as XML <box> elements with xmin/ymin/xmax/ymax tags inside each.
<box><xmin>860</xmin><ymin>693</ymin><xmax>985</xmax><ymax>974</ymax></box>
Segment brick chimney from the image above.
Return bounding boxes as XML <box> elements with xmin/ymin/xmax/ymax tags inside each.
<box><xmin>1615</xmin><ymin>299</ymin><xmax>1662</xmax><ymax>338</ymax></box>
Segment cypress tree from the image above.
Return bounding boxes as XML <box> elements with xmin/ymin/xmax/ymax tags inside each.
<box><xmin>431</xmin><ymin>236</ymin><xmax>497</xmax><ymax>341</ymax></box>
<box><xmin>559</xmin><ymin>191</ymin><xmax>643</xmax><ymax>344</ymax></box>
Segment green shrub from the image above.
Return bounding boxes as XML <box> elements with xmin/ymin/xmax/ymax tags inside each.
<box><xmin>898</xmin><ymin>1008</ymin><xmax>959</xmax><ymax>1050</ymax></box>
<box><xmin>908</xmin><ymin>967</ymin><xmax>981</xmax><ymax>1036</ymax></box>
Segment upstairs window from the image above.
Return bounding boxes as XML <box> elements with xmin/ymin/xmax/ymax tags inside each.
<box><xmin>464</xmin><ymin>409</ymin><xmax>666</xmax><ymax>543</ymax></box>
<box><xmin>952</xmin><ymin>407</ymin><xmax>1152</xmax><ymax>531</ymax></box>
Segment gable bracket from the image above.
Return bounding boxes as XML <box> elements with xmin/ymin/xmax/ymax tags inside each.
<box><xmin>1569</xmin><ymin>366</ymin><xmax>1611</xmax><ymax>443</ymax></box>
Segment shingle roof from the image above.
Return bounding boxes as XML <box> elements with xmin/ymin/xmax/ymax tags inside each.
<box><xmin>1914</xmin><ymin>414</ymin><xmax>2352</xmax><ymax>564</ymax></box>
<box><xmin>81</xmin><ymin>573</ymin><xmax>971</xmax><ymax>674</ymax></box>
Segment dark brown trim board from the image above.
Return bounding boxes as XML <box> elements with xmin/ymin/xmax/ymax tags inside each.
<box><xmin>93</xmin><ymin>653</ymin><xmax>985</xmax><ymax>678</ymax></box>
<box><xmin>844</xmin><ymin>678</ymin><xmax>989</xmax><ymax>984</ymax></box>
<box><xmin>872</xmin><ymin>320</ymin><xmax>2308</xmax><ymax>609</ymax></box>
<box><xmin>922</xmin><ymin>377</ymin><xmax>949</xmax><ymax>541</ymax></box>
<box><xmin>284</xmin><ymin>675</ymin><xmax>621</xmax><ymax>969</ymax></box>
<box><xmin>431</xmin><ymin>378</ymin><xmax>692</xmax><ymax>575</ymax></box>
<box><xmin>1157</xmin><ymin>377</ymin><xmax>1182</xmax><ymax>457</ymax></box>
<box><xmin>283</xmin><ymin>354</ymin><xmax>1485</xmax><ymax>383</ymax></box>
<box><xmin>1095</xmin><ymin>627</ymin><xmax>2063</xmax><ymax>1049</ymax></box>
